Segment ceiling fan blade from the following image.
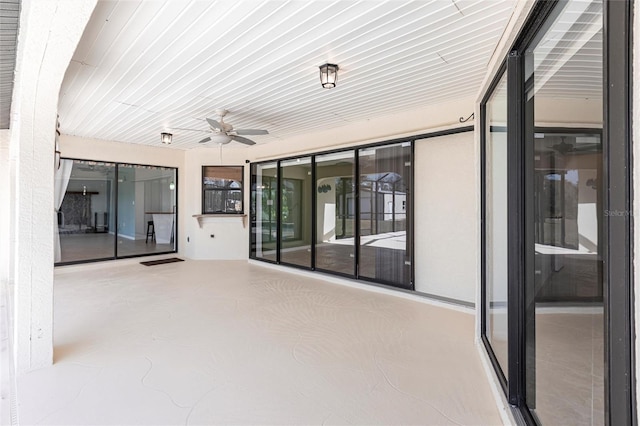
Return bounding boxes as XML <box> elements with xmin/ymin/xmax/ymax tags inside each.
<box><xmin>198</xmin><ymin>137</ymin><xmax>212</xmax><ymax>144</ymax></box>
<box><xmin>231</xmin><ymin>135</ymin><xmax>256</xmax><ymax>146</ymax></box>
<box><xmin>233</xmin><ymin>129</ymin><xmax>269</xmax><ymax>136</ymax></box>
<box><xmin>168</xmin><ymin>127</ymin><xmax>210</xmax><ymax>133</ymax></box>
<box><xmin>573</xmin><ymin>143</ymin><xmax>602</xmax><ymax>151</ymax></box>
<box><xmin>206</xmin><ymin>118</ymin><xmax>222</xmax><ymax>131</ymax></box>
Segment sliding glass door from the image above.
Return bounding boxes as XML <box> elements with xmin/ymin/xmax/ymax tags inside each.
<box><xmin>483</xmin><ymin>73</ymin><xmax>509</xmax><ymax>383</ymax></box>
<box><xmin>280</xmin><ymin>157</ymin><xmax>312</xmax><ymax>268</ymax></box>
<box><xmin>56</xmin><ymin>159</ymin><xmax>178</xmax><ymax>265</ymax></box>
<box><xmin>480</xmin><ymin>0</ymin><xmax>632</xmax><ymax>423</ymax></box>
<box><xmin>56</xmin><ymin>160</ymin><xmax>116</xmax><ymax>263</ymax></box>
<box><xmin>116</xmin><ymin>164</ymin><xmax>177</xmax><ymax>257</ymax></box>
<box><xmin>523</xmin><ymin>2</ymin><xmax>604</xmax><ymax>423</ymax></box>
<box><xmin>315</xmin><ymin>151</ymin><xmax>356</xmax><ymax>276</ymax></box>
<box><xmin>250</xmin><ymin>161</ymin><xmax>278</xmax><ymax>262</ymax></box>
<box><xmin>358</xmin><ymin>143</ymin><xmax>412</xmax><ymax>288</ymax></box>
<box><xmin>250</xmin><ymin>141</ymin><xmax>414</xmax><ymax>290</ymax></box>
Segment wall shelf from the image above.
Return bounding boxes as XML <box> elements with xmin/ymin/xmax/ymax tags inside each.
<box><xmin>192</xmin><ymin>214</ymin><xmax>247</xmax><ymax>228</ymax></box>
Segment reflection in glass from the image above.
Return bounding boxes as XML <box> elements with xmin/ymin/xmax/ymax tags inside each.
<box><xmin>485</xmin><ymin>73</ymin><xmax>509</xmax><ymax>379</ymax></box>
<box><xmin>280</xmin><ymin>157</ymin><xmax>312</xmax><ymax>268</ymax></box>
<box><xmin>116</xmin><ymin>164</ymin><xmax>177</xmax><ymax>257</ymax></box>
<box><xmin>315</xmin><ymin>151</ymin><xmax>355</xmax><ymax>275</ymax></box>
<box><xmin>358</xmin><ymin>143</ymin><xmax>411</xmax><ymax>288</ymax></box>
<box><xmin>250</xmin><ymin>162</ymin><xmax>278</xmax><ymax>262</ymax></box>
<box><xmin>57</xmin><ymin>160</ymin><xmax>116</xmax><ymax>262</ymax></box>
<box><xmin>525</xmin><ymin>1</ymin><xmax>603</xmax><ymax>424</ymax></box>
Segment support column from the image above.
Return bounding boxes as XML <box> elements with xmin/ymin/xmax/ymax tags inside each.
<box><xmin>0</xmin><ymin>129</ymin><xmax>10</xmax><ymax>287</ymax></box>
<box><xmin>10</xmin><ymin>0</ymin><xmax>96</xmax><ymax>374</ymax></box>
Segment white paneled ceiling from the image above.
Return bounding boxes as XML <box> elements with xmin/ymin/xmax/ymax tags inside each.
<box><xmin>0</xmin><ymin>0</ymin><xmax>20</xmax><ymax>129</ymax></box>
<box><xmin>59</xmin><ymin>0</ymin><xmax>517</xmax><ymax>150</ymax></box>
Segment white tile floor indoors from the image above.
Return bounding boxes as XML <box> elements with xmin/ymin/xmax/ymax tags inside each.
<box><xmin>15</xmin><ymin>259</ymin><xmax>503</xmax><ymax>425</ymax></box>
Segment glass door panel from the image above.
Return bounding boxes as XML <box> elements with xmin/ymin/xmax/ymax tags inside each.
<box><xmin>250</xmin><ymin>162</ymin><xmax>278</xmax><ymax>262</ymax></box>
<box><xmin>116</xmin><ymin>164</ymin><xmax>177</xmax><ymax>257</ymax></box>
<box><xmin>280</xmin><ymin>157</ymin><xmax>312</xmax><ymax>268</ymax></box>
<box><xmin>358</xmin><ymin>143</ymin><xmax>412</xmax><ymax>288</ymax></box>
<box><xmin>56</xmin><ymin>160</ymin><xmax>116</xmax><ymax>263</ymax></box>
<box><xmin>315</xmin><ymin>151</ymin><xmax>356</xmax><ymax>276</ymax></box>
<box><xmin>524</xmin><ymin>1</ymin><xmax>603</xmax><ymax>423</ymax></box>
<box><xmin>484</xmin><ymin>73</ymin><xmax>509</xmax><ymax>380</ymax></box>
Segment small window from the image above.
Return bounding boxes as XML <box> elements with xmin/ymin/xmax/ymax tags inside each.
<box><xmin>202</xmin><ymin>166</ymin><xmax>244</xmax><ymax>214</ymax></box>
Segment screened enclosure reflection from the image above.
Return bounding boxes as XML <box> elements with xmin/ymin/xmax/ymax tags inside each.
<box><xmin>358</xmin><ymin>143</ymin><xmax>412</xmax><ymax>288</ymax></box>
<box><xmin>55</xmin><ymin>159</ymin><xmax>177</xmax><ymax>264</ymax></box>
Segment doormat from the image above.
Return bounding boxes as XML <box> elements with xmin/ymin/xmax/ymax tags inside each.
<box><xmin>140</xmin><ymin>257</ymin><xmax>184</xmax><ymax>266</ymax></box>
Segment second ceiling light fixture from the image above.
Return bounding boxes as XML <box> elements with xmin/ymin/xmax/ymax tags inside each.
<box><xmin>319</xmin><ymin>63</ymin><xmax>339</xmax><ymax>89</ymax></box>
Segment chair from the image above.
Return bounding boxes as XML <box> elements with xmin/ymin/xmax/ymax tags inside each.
<box><xmin>145</xmin><ymin>220</ymin><xmax>155</xmax><ymax>243</ymax></box>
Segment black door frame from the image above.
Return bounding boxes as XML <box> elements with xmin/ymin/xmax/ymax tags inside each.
<box><xmin>480</xmin><ymin>0</ymin><xmax>634</xmax><ymax>423</ymax></box>
<box><xmin>479</xmin><ymin>62</ymin><xmax>509</xmax><ymax>395</ymax></box>
<box><xmin>603</xmin><ymin>0</ymin><xmax>634</xmax><ymax>422</ymax></box>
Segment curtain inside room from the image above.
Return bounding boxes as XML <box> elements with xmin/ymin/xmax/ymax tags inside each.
<box><xmin>54</xmin><ymin>159</ymin><xmax>73</xmax><ymax>262</ymax></box>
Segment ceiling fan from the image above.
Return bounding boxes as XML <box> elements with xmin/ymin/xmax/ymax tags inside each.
<box><xmin>549</xmin><ymin>136</ymin><xmax>601</xmax><ymax>155</ymax></box>
<box><xmin>551</xmin><ymin>136</ymin><xmax>575</xmax><ymax>154</ymax></box>
<box><xmin>188</xmin><ymin>109</ymin><xmax>268</xmax><ymax>146</ymax></box>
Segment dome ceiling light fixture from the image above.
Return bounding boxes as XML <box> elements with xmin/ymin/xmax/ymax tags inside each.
<box><xmin>319</xmin><ymin>63</ymin><xmax>339</xmax><ymax>89</ymax></box>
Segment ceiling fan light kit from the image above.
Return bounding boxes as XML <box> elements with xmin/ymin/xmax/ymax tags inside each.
<box><xmin>319</xmin><ymin>63</ymin><xmax>339</xmax><ymax>88</ymax></box>
<box><xmin>208</xmin><ymin>134</ymin><xmax>232</xmax><ymax>144</ymax></box>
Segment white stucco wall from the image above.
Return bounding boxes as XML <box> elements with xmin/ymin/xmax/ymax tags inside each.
<box><xmin>535</xmin><ymin>97</ymin><xmax>602</xmax><ymax>127</ymax></box>
<box><xmin>250</xmin><ymin>97</ymin><xmax>476</xmax><ymax>162</ymax></box>
<box><xmin>60</xmin><ymin>135</ymin><xmax>185</xmax><ymax>171</ymax></box>
<box><xmin>414</xmin><ymin>131</ymin><xmax>477</xmax><ymax>305</ymax></box>
<box><xmin>182</xmin><ymin>147</ymin><xmax>249</xmax><ymax>260</ymax></box>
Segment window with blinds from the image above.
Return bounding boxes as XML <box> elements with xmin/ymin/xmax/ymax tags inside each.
<box><xmin>202</xmin><ymin>166</ymin><xmax>244</xmax><ymax>214</ymax></box>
